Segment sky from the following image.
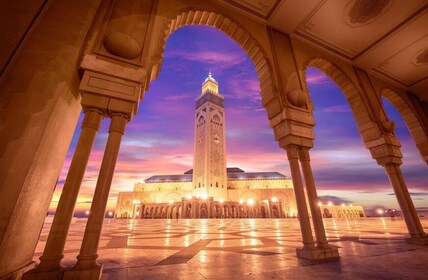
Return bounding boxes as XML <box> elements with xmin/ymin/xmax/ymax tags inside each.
<box><xmin>49</xmin><ymin>26</ymin><xmax>427</xmax><ymax>215</ymax></box>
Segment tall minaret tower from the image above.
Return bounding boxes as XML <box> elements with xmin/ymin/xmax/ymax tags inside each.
<box><xmin>193</xmin><ymin>72</ymin><xmax>227</xmax><ymax>201</ymax></box>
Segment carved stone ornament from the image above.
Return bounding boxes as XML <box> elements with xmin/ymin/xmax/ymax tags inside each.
<box><xmin>348</xmin><ymin>0</ymin><xmax>390</xmax><ymax>24</ymax></box>
<box><xmin>103</xmin><ymin>32</ymin><xmax>142</xmax><ymax>60</ymax></box>
<box><xmin>287</xmin><ymin>90</ymin><xmax>306</xmax><ymax>108</ymax></box>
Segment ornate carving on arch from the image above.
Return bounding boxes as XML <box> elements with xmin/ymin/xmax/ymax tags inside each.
<box><xmin>347</xmin><ymin>0</ymin><xmax>391</xmax><ymax>24</ymax></box>
<box><xmin>147</xmin><ymin>9</ymin><xmax>281</xmax><ymax>117</ymax></box>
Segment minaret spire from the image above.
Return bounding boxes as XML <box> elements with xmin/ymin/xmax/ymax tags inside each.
<box><xmin>202</xmin><ymin>71</ymin><xmax>218</xmax><ymax>94</ymax></box>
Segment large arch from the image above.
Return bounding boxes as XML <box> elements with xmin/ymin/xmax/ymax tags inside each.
<box><xmin>302</xmin><ymin>58</ymin><xmax>383</xmax><ymax>145</ymax></box>
<box><xmin>148</xmin><ymin>9</ymin><xmax>283</xmax><ymax>120</ymax></box>
<box><xmin>381</xmin><ymin>88</ymin><xmax>428</xmax><ymax>164</ymax></box>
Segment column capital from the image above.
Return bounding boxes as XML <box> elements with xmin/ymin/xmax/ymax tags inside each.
<box><xmin>383</xmin><ymin>162</ymin><xmax>401</xmax><ymax>174</ymax></box>
<box><xmin>79</xmin><ymin>70</ymin><xmax>143</xmax><ymax>119</ymax></box>
<box><xmin>81</xmin><ymin>108</ymin><xmax>103</xmax><ymax>130</ymax></box>
<box><xmin>269</xmin><ymin>106</ymin><xmax>315</xmax><ymax>149</ymax></box>
<box><xmin>285</xmin><ymin>145</ymin><xmax>300</xmax><ymax>160</ymax></box>
<box><xmin>109</xmin><ymin>113</ymin><xmax>129</xmax><ymax>135</ymax></box>
<box><xmin>298</xmin><ymin>147</ymin><xmax>311</xmax><ymax>162</ymax></box>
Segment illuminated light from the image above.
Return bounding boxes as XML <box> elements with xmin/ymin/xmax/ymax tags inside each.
<box><xmin>108</xmin><ymin>211</ymin><xmax>113</xmax><ymax>217</ymax></box>
<box><xmin>239</xmin><ymin>199</ymin><xmax>243</xmax><ymax>204</ymax></box>
<box><xmin>377</xmin><ymin>209</ymin><xmax>384</xmax><ymax>214</ymax></box>
<box><xmin>271</xmin><ymin>197</ymin><xmax>278</xmax><ymax>202</ymax></box>
<box><xmin>85</xmin><ymin>210</ymin><xmax>90</xmax><ymax>215</ymax></box>
<box><xmin>201</xmin><ymin>194</ymin><xmax>208</xmax><ymax>200</ymax></box>
<box><xmin>169</xmin><ymin>200</ymin><xmax>173</xmax><ymax>204</ymax></box>
<box><xmin>393</xmin><ymin>209</ymin><xmax>396</xmax><ymax>212</ymax></box>
<box><xmin>350</xmin><ymin>204</ymin><xmax>353</xmax><ymax>207</ymax></box>
<box><xmin>341</xmin><ymin>203</ymin><xmax>345</xmax><ymax>207</ymax></box>
<box><xmin>384</xmin><ymin>210</ymin><xmax>388</xmax><ymax>213</ymax></box>
<box><xmin>327</xmin><ymin>202</ymin><xmax>333</xmax><ymax>206</ymax></box>
<box><xmin>186</xmin><ymin>194</ymin><xmax>192</xmax><ymax>200</ymax></box>
<box><xmin>317</xmin><ymin>202</ymin><xmax>322</xmax><ymax>207</ymax></box>
<box><xmin>247</xmin><ymin>198</ymin><xmax>254</xmax><ymax>206</ymax></box>
<box><xmin>219</xmin><ymin>198</ymin><xmax>224</xmax><ymax>203</ymax></box>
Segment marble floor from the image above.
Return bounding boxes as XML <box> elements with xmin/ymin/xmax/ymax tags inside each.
<box><xmin>33</xmin><ymin>217</ymin><xmax>428</xmax><ymax>279</ymax></box>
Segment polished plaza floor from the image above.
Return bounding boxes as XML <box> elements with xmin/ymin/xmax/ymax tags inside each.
<box><xmin>33</xmin><ymin>217</ymin><xmax>428</xmax><ymax>279</ymax></box>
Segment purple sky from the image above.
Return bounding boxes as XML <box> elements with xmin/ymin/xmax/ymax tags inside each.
<box><xmin>51</xmin><ymin>26</ymin><xmax>427</xmax><ymax>213</ymax></box>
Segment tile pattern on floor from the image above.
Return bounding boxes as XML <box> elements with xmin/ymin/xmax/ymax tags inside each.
<box><xmin>33</xmin><ymin>217</ymin><xmax>428</xmax><ymax>279</ymax></box>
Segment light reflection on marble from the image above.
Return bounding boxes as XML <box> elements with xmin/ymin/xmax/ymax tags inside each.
<box><xmin>33</xmin><ymin>217</ymin><xmax>428</xmax><ymax>279</ymax></box>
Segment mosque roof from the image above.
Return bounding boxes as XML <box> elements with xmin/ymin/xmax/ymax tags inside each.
<box><xmin>144</xmin><ymin>168</ymin><xmax>287</xmax><ymax>183</ymax></box>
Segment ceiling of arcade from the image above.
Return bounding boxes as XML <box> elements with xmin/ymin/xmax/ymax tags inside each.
<box><xmin>220</xmin><ymin>0</ymin><xmax>428</xmax><ymax>102</ymax></box>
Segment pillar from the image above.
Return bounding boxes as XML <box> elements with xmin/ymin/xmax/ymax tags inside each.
<box><xmin>23</xmin><ymin>108</ymin><xmax>103</xmax><ymax>279</ymax></box>
<box><xmin>63</xmin><ymin>113</ymin><xmax>128</xmax><ymax>280</ymax></box>
<box><xmin>298</xmin><ymin>148</ymin><xmax>329</xmax><ymax>248</ymax></box>
<box><xmin>384</xmin><ymin>163</ymin><xmax>427</xmax><ymax>244</ymax></box>
<box><xmin>285</xmin><ymin>146</ymin><xmax>316</xmax><ymax>251</ymax></box>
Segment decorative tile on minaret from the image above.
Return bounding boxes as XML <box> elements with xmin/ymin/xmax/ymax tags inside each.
<box><xmin>193</xmin><ymin>72</ymin><xmax>227</xmax><ymax>201</ymax></box>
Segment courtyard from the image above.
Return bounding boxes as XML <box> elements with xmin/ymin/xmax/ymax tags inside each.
<box><xmin>32</xmin><ymin>217</ymin><xmax>428</xmax><ymax>280</ymax></box>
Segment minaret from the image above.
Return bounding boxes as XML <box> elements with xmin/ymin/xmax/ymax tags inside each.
<box><xmin>193</xmin><ymin>72</ymin><xmax>227</xmax><ymax>201</ymax></box>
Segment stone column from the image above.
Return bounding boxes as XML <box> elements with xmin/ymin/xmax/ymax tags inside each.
<box><xmin>384</xmin><ymin>163</ymin><xmax>427</xmax><ymax>244</ymax></box>
<box><xmin>23</xmin><ymin>108</ymin><xmax>103</xmax><ymax>279</ymax></box>
<box><xmin>286</xmin><ymin>146</ymin><xmax>316</xmax><ymax>251</ymax></box>
<box><xmin>64</xmin><ymin>113</ymin><xmax>128</xmax><ymax>279</ymax></box>
<box><xmin>298</xmin><ymin>148</ymin><xmax>330</xmax><ymax>249</ymax></box>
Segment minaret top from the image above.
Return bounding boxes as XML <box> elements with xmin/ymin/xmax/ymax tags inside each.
<box><xmin>204</xmin><ymin>71</ymin><xmax>217</xmax><ymax>83</ymax></box>
<box><xmin>202</xmin><ymin>71</ymin><xmax>219</xmax><ymax>95</ymax></box>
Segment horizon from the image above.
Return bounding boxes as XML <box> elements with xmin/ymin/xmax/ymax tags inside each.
<box><xmin>49</xmin><ymin>26</ymin><xmax>427</xmax><ymax>215</ymax></box>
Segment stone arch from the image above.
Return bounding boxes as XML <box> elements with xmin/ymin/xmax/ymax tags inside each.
<box><xmin>162</xmin><ymin>192</ymin><xmax>182</xmax><ymax>203</ymax></box>
<box><xmin>303</xmin><ymin>58</ymin><xmax>384</xmax><ymax>144</ymax></box>
<box><xmin>149</xmin><ymin>9</ymin><xmax>283</xmax><ymax>119</ymax></box>
<box><xmin>274</xmin><ymin>191</ymin><xmax>290</xmax><ymax>203</ymax></box>
<box><xmin>239</xmin><ymin>190</ymin><xmax>261</xmax><ymax>202</ymax></box>
<box><xmin>381</xmin><ymin>88</ymin><xmax>428</xmax><ymax>163</ymax></box>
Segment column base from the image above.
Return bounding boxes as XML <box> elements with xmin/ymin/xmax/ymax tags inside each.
<box><xmin>62</xmin><ymin>264</ymin><xmax>103</xmax><ymax>280</ymax></box>
<box><xmin>296</xmin><ymin>246</ymin><xmax>340</xmax><ymax>263</ymax></box>
<box><xmin>405</xmin><ymin>235</ymin><xmax>428</xmax><ymax>245</ymax></box>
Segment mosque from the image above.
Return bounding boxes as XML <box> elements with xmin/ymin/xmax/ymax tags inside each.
<box><xmin>4</xmin><ymin>1</ymin><xmax>426</xmax><ymax>277</ymax></box>
<box><xmin>115</xmin><ymin>73</ymin><xmax>364</xmax><ymax>219</ymax></box>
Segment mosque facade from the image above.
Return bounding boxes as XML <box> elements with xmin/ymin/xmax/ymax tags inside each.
<box><xmin>114</xmin><ymin>74</ymin><xmax>364</xmax><ymax>219</ymax></box>
<box><xmin>115</xmin><ymin>73</ymin><xmax>298</xmax><ymax>219</ymax></box>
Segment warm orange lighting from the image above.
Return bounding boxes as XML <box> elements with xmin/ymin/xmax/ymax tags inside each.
<box><xmin>219</xmin><ymin>198</ymin><xmax>224</xmax><ymax>203</ymax></box>
<box><xmin>169</xmin><ymin>200</ymin><xmax>173</xmax><ymax>204</ymax></box>
<box><xmin>327</xmin><ymin>202</ymin><xmax>333</xmax><ymax>206</ymax></box>
<box><xmin>108</xmin><ymin>211</ymin><xmax>113</xmax><ymax>216</ymax></box>
<box><xmin>377</xmin><ymin>209</ymin><xmax>384</xmax><ymax>214</ymax></box>
<box><xmin>317</xmin><ymin>202</ymin><xmax>322</xmax><ymax>207</ymax></box>
<box><xmin>186</xmin><ymin>194</ymin><xmax>192</xmax><ymax>200</ymax></box>
<box><xmin>85</xmin><ymin>210</ymin><xmax>90</xmax><ymax>215</ymax></box>
<box><xmin>271</xmin><ymin>197</ymin><xmax>278</xmax><ymax>202</ymax></box>
<box><xmin>239</xmin><ymin>199</ymin><xmax>243</xmax><ymax>204</ymax></box>
<box><xmin>201</xmin><ymin>194</ymin><xmax>208</xmax><ymax>200</ymax></box>
<box><xmin>341</xmin><ymin>203</ymin><xmax>345</xmax><ymax>207</ymax></box>
<box><xmin>247</xmin><ymin>198</ymin><xmax>254</xmax><ymax>206</ymax></box>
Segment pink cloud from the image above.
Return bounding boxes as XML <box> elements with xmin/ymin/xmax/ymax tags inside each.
<box><xmin>321</xmin><ymin>105</ymin><xmax>351</xmax><ymax>113</ymax></box>
<box><xmin>165</xmin><ymin>49</ymin><xmax>247</xmax><ymax>71</ymax></box>
<box><xmin>306</xmin><ymin>71</ymin><xmax>330</xmax><ymax>85</ymax></box>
